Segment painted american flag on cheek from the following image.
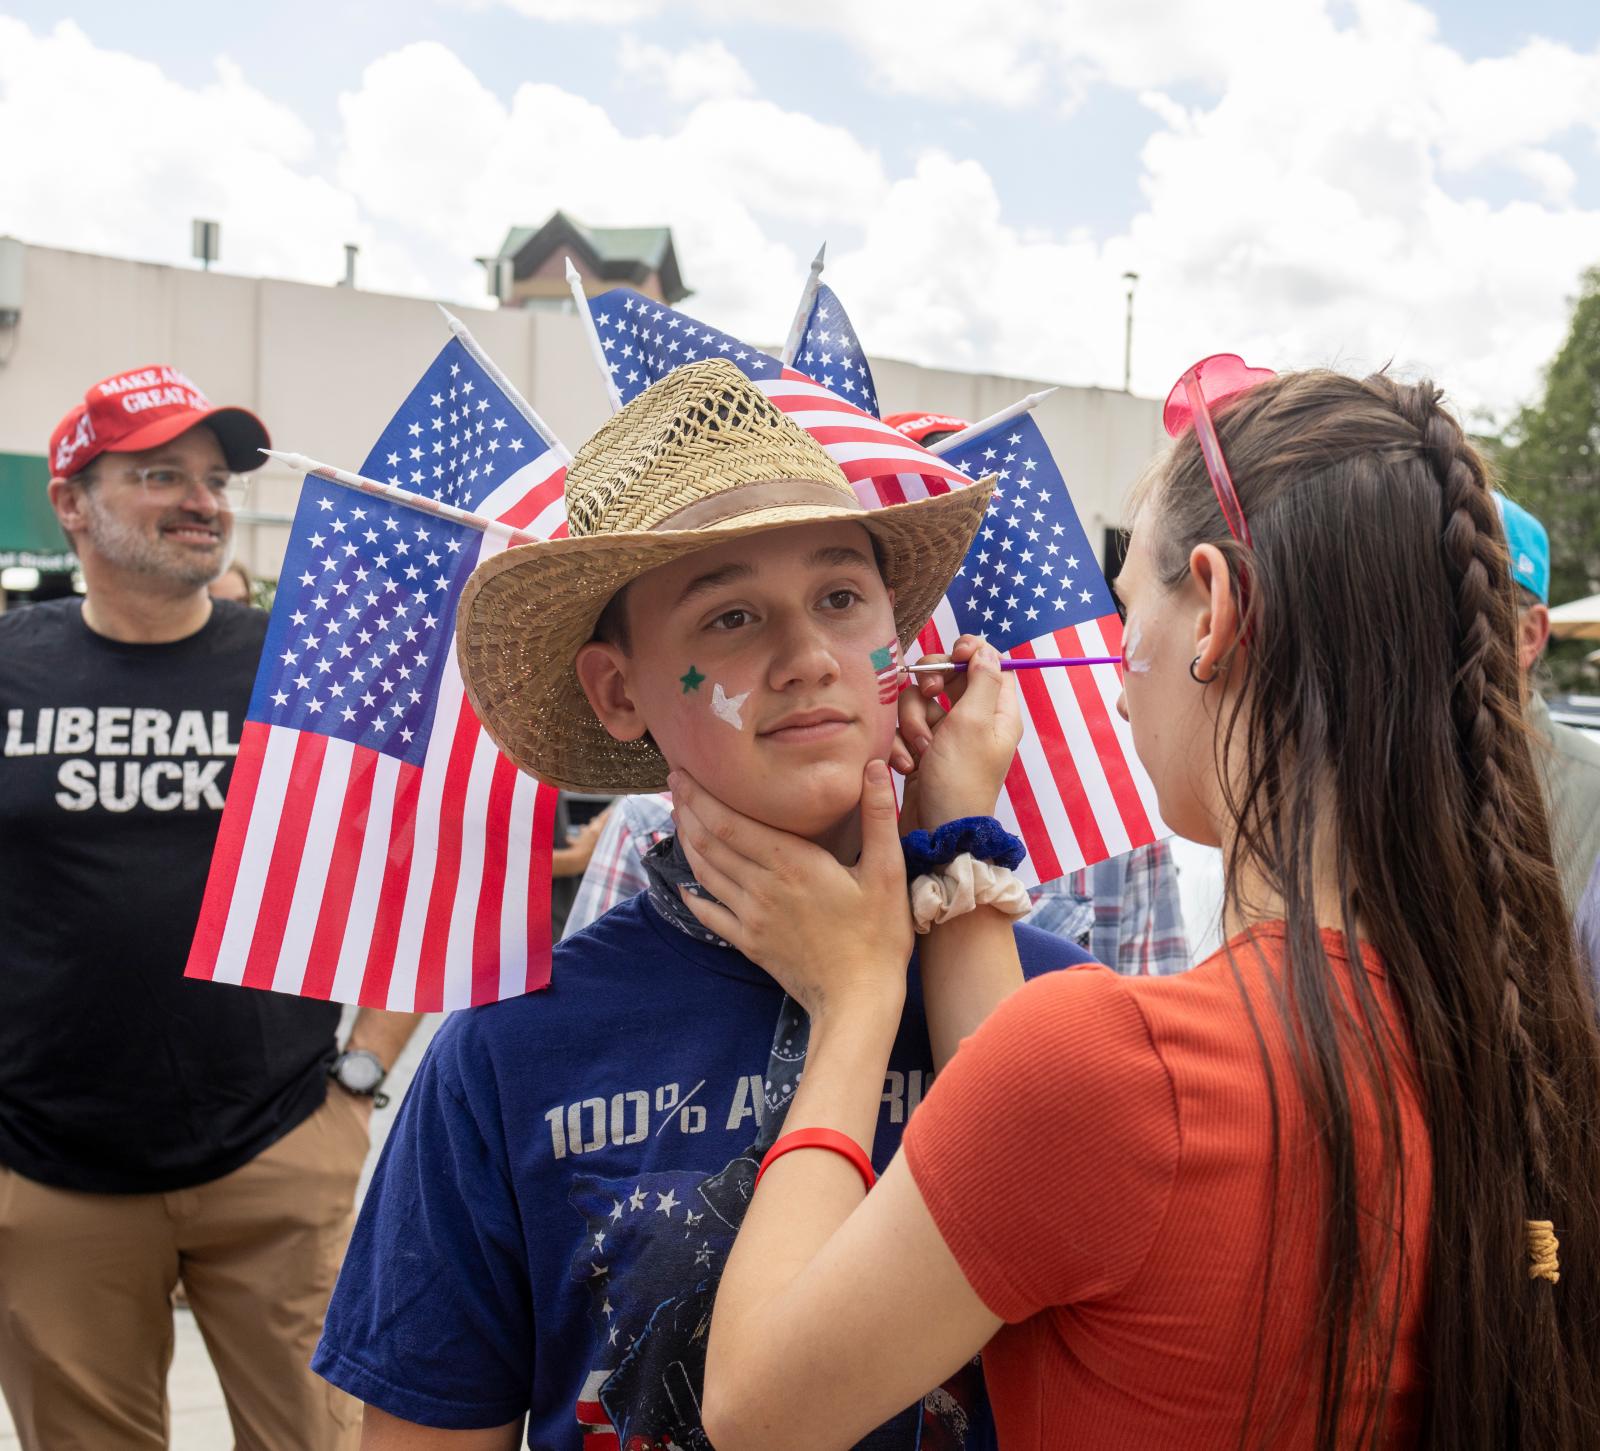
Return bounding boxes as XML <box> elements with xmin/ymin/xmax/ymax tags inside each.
<box><xmin>184</xmin><ymin>334</ymin><xmax>569</xmax><ymax>1010</ymax></box>
<box><xmin>872</xmin><ymin>639</ymin><xmax>902</xmax><ymax>704</ymax></box>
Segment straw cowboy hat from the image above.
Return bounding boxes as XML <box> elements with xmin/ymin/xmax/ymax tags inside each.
<box><xmin>456</xmin><ymin>358</ymin><xmax>995</xmax><ymax>792</ymax></box>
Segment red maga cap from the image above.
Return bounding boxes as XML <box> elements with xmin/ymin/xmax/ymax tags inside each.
<box><xmin>885</xmin><ymin>410</ymin><xmax>970</xmax><ymax>445</ymax></box>
<box><xmin>48</xmin><ymin>365</ymin><xmax>270</xmax><ymax>479</ymax></box>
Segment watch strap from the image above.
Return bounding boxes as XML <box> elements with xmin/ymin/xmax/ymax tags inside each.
<box><xmin>330</xmin><ymin>1048</ymin><xmax>389</xmax><ymax>1104</ymax></box>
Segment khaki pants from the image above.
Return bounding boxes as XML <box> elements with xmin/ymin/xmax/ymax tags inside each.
<box><xmin>0</xmin><ymin>1088</ymin><xmax>368</xmax><ymax>1451</ymax></box>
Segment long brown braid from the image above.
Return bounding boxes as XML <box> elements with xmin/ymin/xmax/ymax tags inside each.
<box><xmin>1148</xmin><ymin>367</ymin><xmax>1600</xmax><ymax>1449</ymax></box>
<box><xmin>1384</xmin><ymin>379</ymin><xmax>1565</xmax><ymax>1185</ymax></box>
<box><xmin>1377</xmin><ymin>377</ymin><xmax>1591</xmax><ymax>1444</ymax></box>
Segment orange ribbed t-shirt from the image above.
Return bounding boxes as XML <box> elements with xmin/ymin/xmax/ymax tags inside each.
<box><xmin>903</xmin><ymin>924</ymin><xmax>1431</xmax><ymax>1449</ymax></box>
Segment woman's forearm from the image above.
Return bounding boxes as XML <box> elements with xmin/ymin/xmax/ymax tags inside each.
<box><xmin>709</xmin><ymin>988</ymin><xmax>902</xmax><ymax>1354</ymax></box>
<box><xmin>918</xmin><ymin>905</ymin><xmax>1025</xmax><ymax>1069</ymax></box>
<box><xmin>703</xmin><ymin>983</ymin><xmax>1004</xmax><ymax>1451</ymax></box>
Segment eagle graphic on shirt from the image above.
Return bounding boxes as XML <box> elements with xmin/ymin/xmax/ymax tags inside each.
<box><xmin>564</xmin><ymin>997</ymin><xmax>985</xmax><ymax>1450</ymax></box>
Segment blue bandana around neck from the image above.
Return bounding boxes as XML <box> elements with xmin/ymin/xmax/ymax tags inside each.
<box><xmin>642</xmin><ymin>831</ymin><xmax>810</xmax><ymax>1148</ymax></box>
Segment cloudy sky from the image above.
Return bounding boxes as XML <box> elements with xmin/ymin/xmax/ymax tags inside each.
<box><xmin>3</xmin><ymin>0</ymin><xmax>1598</xmax><ymax>422</ymax></box>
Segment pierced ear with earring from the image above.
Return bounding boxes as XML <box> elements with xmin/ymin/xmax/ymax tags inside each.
<box><xmin>1189</xmin><ymin>654</ymin><xmax>1219</xmax><ymax>685</ymax></box>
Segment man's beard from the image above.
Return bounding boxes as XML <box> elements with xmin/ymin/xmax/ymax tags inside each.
<box><xmin>81</xmin><ymin>490</ymin><xmax>234</xmax><ymax>590</ymax></box>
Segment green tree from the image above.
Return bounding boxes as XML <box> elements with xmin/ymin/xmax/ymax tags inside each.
<box><xmin>1499</xmin><ymin>264</ymin><xmax>1600</xmax><ymax>689</ymax></box>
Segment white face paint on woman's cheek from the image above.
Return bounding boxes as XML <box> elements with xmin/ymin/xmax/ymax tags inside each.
<box><xmin>1122</xmin><ymin>611</ymin><xmax>1154</xmax><ymax>673</ymax></box>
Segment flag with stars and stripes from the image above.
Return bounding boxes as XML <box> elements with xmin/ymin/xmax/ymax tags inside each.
<box><xmin>909</xmin><ymin>413</ymin><xmax>1167</xmax><ymax>885</ymax></box>
<box><xmin>589</xmin><ymin>283</ymin><xmax>1161</xmax><ymax>883</ymax></box>
<box><xmin>793</xmin><ymin>282</ymin><xmax>880</xmax><ymax>415</ymax></box>
<box><xmin>185</xmin><ymin>334</ymin><xmax>570</xmax><ymax>1010</ymax></box>
<box><xmin>588</xmin><ymin>287</ymin><xmax>970</xmax><ymax>501</ymax></box>
<box><xmin>590</xmin><ymin>288</ymin><xmax>783</xmax><ymax>403</ymax></box>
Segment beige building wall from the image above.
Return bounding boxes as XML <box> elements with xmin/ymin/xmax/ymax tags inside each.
<box><xmin>0</xmin><ymin>242</ymin><xmax>1163</xmax><ymax>580</ymax></box>
<box><xmin>510</xmin><ymin>250</ymin><xmax>670</xmax><ymax>308</ymax></box>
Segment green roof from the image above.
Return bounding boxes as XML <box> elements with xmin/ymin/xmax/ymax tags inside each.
<box><xmin>497</xmin><ymin>214</ymin><xmax>671</xmax><ymax>269</ymax></box>
<box><xmin>0</xmin><ymin>453</ymin><xmax>72</xmax><ymax>571</ymax></box>
<box><xmin>496</xmin><ymin>225</ymin><xmax>537</xmax><ymax>260</ymax></box>
<box><xmin>496</xmin><ymin>210</ymin><xmax>688</xmax><ymax>303</ymax></box>
<box><xmin>582</xmin><ymin>225</ymin><xmax>673</xmax><ymax>270</ymax></box>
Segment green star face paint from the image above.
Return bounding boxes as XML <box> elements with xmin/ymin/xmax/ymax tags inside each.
<box><xmin>679</xmin><ymin>664</ymin><xmax>706</xmax><ymax>693</ymax></box>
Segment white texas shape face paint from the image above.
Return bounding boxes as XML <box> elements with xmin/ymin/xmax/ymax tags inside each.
<box><xmin>1122</xmin><ymin>611</ymin><xmax>1153</xmax><ymax>673</ymax></box>
<box><xmin>711</xmin><ymin>682</ymin><xmax>751</xmax><ymax>730</ymax></box>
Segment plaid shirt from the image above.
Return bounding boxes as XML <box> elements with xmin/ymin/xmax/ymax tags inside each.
<box><xmin>1023</xmin><ymin>841</ymin><xmax>1190</xmax><ymax>976</ymax></box>
<box><xmin>564</xmin><ymin>793</ymin><xmax>1190</xmax><ymax>975</ymax></box>
<box><xmin>564</xmin><ymin>794</ymin><xmax>675</xmax><ymax>940</ymax></box>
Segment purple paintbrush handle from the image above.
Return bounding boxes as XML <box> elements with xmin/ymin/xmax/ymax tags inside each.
<box><xmin>903</xmin><ymin>655</ymin><xmax>1123</xmax><ymax>674</ymax></box>
<box><xmin>999</xmin><ymin>656</ymin><xmax>1123</xmax><ymax>671</ymax></box>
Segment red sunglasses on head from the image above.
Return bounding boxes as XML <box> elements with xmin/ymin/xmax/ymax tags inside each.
<box><xmin>1162</xmin><ymin>354</ymin><xmax>1275</xmax><ymax>548</ymax></box>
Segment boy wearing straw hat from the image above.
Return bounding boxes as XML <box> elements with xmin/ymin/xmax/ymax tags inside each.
<box><xmin>314</xmin><ymin>360</ymin><xmax>1091</xmax><ymax>1450</ymax></box>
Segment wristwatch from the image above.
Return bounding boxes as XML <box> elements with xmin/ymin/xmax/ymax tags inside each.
<box><xmin>329</xmin><ymin>1048</ymin><xmax>390</xmax><ymax>1108</ymax></box>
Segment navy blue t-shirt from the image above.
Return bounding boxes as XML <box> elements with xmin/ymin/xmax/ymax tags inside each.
<box><xmin>315</xmin><ymin>893</ymin><xmax>1088</xmax><ymax>1448</ymax></box>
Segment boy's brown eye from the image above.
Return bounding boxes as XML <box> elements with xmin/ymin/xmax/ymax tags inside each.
<box><xmin>710</xmin><ymin>609</ymin><xmax>749</xmax><ymax>631</ymax></box>
<box><xmin>824</xmin><ymin>590</ymin><xmax>858</xmax><ymax>610</ymax></box>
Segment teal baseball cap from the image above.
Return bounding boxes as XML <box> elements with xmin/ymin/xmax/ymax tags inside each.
<box><xmin>1494</xmin><ymin>492</ymin><xmax>1549</xmax><ymax>604</ymax></box>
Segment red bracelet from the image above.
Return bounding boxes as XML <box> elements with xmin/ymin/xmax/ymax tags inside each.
<box><xmin>754</xmin><ymin>1128</ymin><xmax>877</xmax><ymax>1194</ymax></box>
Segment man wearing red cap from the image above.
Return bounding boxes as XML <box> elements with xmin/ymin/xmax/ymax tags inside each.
<box><xmin>0</xmin><ymin>367</ymin><xmax>416</xmax><ymax>1451</ymax></box>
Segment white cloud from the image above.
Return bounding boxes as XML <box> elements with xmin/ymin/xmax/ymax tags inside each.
<box><xmin>334</xmin><ymin>40</ymin><xmax>885</xmax><ymax>338</ymax></box>
<box><xmin>789</xmin><ymin>0</ymin><xmax>1600</xmax><ymax>419</ymax></box>
<box><xmin>478</xmin><ymin>0</ymin><xmax>1324</xmax><ymax>109</ymax></box>
<box><xmin>6</xmin><ymin>7</ymin><xmax>1600</xmax><ymax>421</ymax></box>
<box><xmin>0</xmin><ymin>18</ymin><xmax>431</xmax><ymax>296</ymax></box>
<box><xmin>1103</xmin><ymin>4</ymin><xmax>1600</xmax><ymax>416</ymax></box>
<box><xmin>616</xmin><ymin>35</ymin><xmax>754</xmax><ymax>103</ymax></box>
<box><xmin>470</xmin><ymin>0</ymin><xmax>662</xmax><ymax>20</ymax></box>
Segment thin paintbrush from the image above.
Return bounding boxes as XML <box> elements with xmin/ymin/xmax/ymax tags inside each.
<box><xmin>902</xmin><ymin>656</ymin><xmax>1122</xmax><ymax>674</ymax></box>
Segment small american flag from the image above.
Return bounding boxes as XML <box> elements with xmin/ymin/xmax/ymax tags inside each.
<box><xmin>794</xmin><ymin>283</ymin><xmax>879</xmax><ymax>416</ymax></box>
<box><xmin>913</xmin><ymin>413</ymin><xmax>1166</xmax><ymax>884</ymax></box>
<box><xmin>185</xmin><ymin>334</ymin><xmax>569</xmax><ymax>1010</ymax></box>
<box><xmin>588</xmin><ymin>288</ymin><xmax>970</xmax><ymax>500</ymax></box>
<box><xmin>589</xmin><ymin>286</ymin><xmax>1162</xmax><ymax>884</ymax></box>
<box><xmin>872</xmin><ymin>639</ymin><xmax>901</xmax><ymax>703</ymax></box>
<box><xmin>592</xmin><ymin>289</ymin><xmax>782</xmax><ymax>403</ymax></box>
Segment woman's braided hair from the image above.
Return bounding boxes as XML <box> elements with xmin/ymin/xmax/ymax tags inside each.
<box><xmin>1383</xmin><ymin>379</ymin><xmax>1565</xmax><ymax>1186</ymax></box>
<box><xmin>1379</xmin><ymin>378</ymin><xmax>1600</xmax><ymax>1446</ymax></box>
<box><xmin>1147</xmin><ymin>367</ymin><xmax>1600</xmax><ymax>1448</ymax></box>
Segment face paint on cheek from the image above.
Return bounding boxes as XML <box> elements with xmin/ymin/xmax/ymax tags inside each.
<box><xmin>869</xmin><ymin>639</ymin><xmax>901</xmax><ymax>704</ymax></box>
<box><xmin>1121</xmin><ymin>612</ymin><xmax>1153</xmax><ymax>674</ymax></box>
<box><xmin>710</xmin><ymin>682</ymin><xmax>751</xmax><ymax>730</ymax></box>
<box><xmin>679</xmin><ymin>664</ymin><xmax>706</xmax><ymax>693</ymax></box>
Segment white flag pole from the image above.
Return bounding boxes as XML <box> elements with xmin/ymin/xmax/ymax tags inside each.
<box><xmin>565</xmin><ymin>257</ymin><xmax>625</xmax><ymax>414</ymax></box>
<box><xmin>262</xmin><ymin>449</ymin><xmax>535</xmax><ymax>547</ymax></box>
<box><xmin>926</xmin><ymin>388</ymin><xmax>1060</xmax><ymax>455</ymax></box>
<box><xmin>437</xmin><ymin>305</ymin><xmax>573</xmax><ymax>464</ymax></box>
<box><xmin>779</xmin><ymin>242</ymin><xmax>827</xmax><ymax>368</ymax></box>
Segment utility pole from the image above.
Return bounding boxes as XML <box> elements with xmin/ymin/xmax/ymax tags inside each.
<box><xmin>1122</xmin><ymin>271</ymin><xmax>1139</xmax><ymax>392</ymax></box>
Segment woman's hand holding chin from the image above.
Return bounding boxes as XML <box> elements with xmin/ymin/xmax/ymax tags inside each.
<box><xmin>668</xmin><ymin>761</ymin><xmax>912</xmax><ymax>1025</ymax></box>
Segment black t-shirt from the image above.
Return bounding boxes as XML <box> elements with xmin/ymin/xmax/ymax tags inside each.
<box><xmin>0</xmin><ymin>598</ymin><xmax>340</xmax><ymax>1193</ymax></box>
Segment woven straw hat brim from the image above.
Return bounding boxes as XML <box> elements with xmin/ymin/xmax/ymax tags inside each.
<box><xmin>457</xmin><ymin>478</ymin><xmax>995</xmax><ymax>792</ymax></box>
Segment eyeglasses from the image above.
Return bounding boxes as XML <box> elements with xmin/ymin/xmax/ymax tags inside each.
<box><xmin>107</xmin><ymin>466</ymin><xmax>250</xmax><ymax>511</ymax></box>
<box><xmin>1162</xmin><ymin>354</ymin><xmax>1275</xmax><ymax>548</ymax></box>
